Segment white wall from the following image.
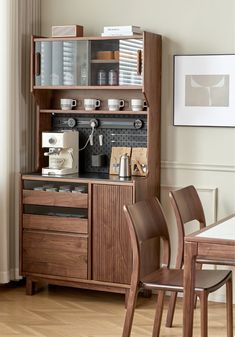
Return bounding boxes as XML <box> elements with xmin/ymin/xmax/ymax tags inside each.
<box><xmin>41</xmin><ymin>0</ymin><xmax>235</xmax><ymax>302</ymax></box>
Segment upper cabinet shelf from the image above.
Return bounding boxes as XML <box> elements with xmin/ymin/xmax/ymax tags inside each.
<box><xmin>90</xmin><ymin>59</ymin><xmax>119</xmax><ymax>64</ymax></box>
<box><xmin>40</xmin><ymin>109</ymin><xmax>148</xmax><ymax>115</ymax></box>
<box><xmin>32</xmin><ymin>36</ymin><xmax>143</xmax><ymax>89</ymax></box>
<box><xmin>33</xmin><ymin>85</ymin><xmax>142</xmax><ymax>90</ymax></box>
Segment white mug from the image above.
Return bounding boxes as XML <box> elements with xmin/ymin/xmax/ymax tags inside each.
<box><xmin>84</xmin><ymin>98</ymin><xmax>101</xmax><ymax>111</ymax></box>
<box><xmin>60</xmin><ymin>98</ymin><xmax>77</xmax><ymax>111</ymax></box>
<box><xmin>131</xmin><ymin>99</ymin><xmax>147</xmax><ymax>111</ymax></box>
<box><xmin>108</xmin><ymin>99</ymin><xmax>125</xmax><ymax>111</ymax></box>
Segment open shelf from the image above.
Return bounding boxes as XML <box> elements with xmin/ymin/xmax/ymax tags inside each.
<box><xmin>40</xmin><ymin>109</ymin><xmax>148</xmax><ymax>115</ymax></box>
<box><xmin>33</xmin><ymin>85</ymin><xmax>142</xmax><ymax>90</ymax></box>
<box><xmin>91</xmin><ymin>59</ymin><xmax>119</xmax><ymax>64</ymax></box>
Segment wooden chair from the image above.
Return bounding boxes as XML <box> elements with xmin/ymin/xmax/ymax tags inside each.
<box><xmin>166</xmin><ymin>184</ymin><xmax>205</xmax><ymax>328</ymax></box>
<box><xmin>166</xmin><ymin>185</ymin><xmax>234</xmax><ymax>330</ymax></box>
<box><xmin>122</xmin><ymin>197</ymin><xmax>233</xmax><ymax>337</ymax></box>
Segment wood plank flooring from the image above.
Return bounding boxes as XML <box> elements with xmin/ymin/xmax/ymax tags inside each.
<box><xmin>0</xmin><ymin>282</ymin><xmax>233</xmax><ymax>337</ymax></box>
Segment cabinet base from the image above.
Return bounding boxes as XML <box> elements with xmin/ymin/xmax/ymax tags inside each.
<box><xmin>24</xmin><ymin>275</ymin><xmax>130</xmax><ymax>297</ymax></box>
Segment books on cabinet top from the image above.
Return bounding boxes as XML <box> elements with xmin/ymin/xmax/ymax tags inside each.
<box><xmin>102</xmin><ymin>25</ymin><xmax>142</xmax><ymax>37</ymax></box>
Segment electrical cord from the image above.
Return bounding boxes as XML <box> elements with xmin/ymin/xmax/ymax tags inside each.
<box><xmin>79</xmin><ymin>122</ymin><xmax>96</xmax><ymax>151</ymax></box>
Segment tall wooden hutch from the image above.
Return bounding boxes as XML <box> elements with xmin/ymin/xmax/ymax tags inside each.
<box><xmin>20</xmin><ymin>31</ymin><xmax>162</xmax><ymax>300</ymax></box>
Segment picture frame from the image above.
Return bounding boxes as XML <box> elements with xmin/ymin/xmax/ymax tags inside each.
<box><xmin>173</xmin><ymin>54</ymin><xmax>235</xmax><ymax>127</ymax></box>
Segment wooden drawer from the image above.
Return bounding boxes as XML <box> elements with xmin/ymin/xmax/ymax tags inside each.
<box><xmin>23</xmin><ymin>214</ymin><xmax>88</xmax><ymax>234</ymax></box>
<box><xmin>22</xmin><ymin>231</ymin><xmax>88</xmax><ymax>279</ymax></box>
<box><xmin>23</xmin><ymin>190</ymin><xmax>88</xmax><ymax>208</ymax></box>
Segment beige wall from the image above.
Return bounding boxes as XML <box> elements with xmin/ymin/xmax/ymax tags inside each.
<box><xmin>41</xmin><ymin>0</ymin><xmax>235</xmax><ymax>301</ymax></box>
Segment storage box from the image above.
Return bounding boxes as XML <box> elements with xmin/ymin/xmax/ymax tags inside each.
<box><xmin>96</xmin><ymin>51</ymin><xmax>114</xmax><ymax>60</ymax></box>
<box><xmin>52</xmin><ymin>25</ymin><xmax>84</xmax><ymax>38</ymax></box>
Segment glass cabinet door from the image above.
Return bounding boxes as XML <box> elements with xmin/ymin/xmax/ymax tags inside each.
<box><xmin>119</xmin><ymin>39</ymin><xmax>143</xmax><ymax>85</ymax></box>
<box><xmin>90</xmin><ymin>39</ymin><xmax>119</xmax><ymax>86</ymax></box>
<box><xmin>90</xmin><ymin>38</ymin><xmax>143</xmax><ymax>86</ymax></box>
<box><xmin>35</xmin><ymin>40</ymin><xmax>89</xmax><ymax>86</ymax></box>
<box><xmin>34</xmin><ymin>38</ymin><xmax>143</xmax><ymax>87</ymax></box>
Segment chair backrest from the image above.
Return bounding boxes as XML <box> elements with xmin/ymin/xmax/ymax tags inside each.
<box><xmin>169</xmin><ymin>185</ymin><xmax>206</xmax><ymax>268</ymax></box>
<box><xmin>123</xmin><ymin>197</ymin><xmax>171</xmax><ymax>281</ymax></box>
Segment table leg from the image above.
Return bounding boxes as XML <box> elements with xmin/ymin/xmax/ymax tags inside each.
<box><xmin>183</xmin><ymin>241</ymin><xmax>198</xmax><ymax>337</ymax></box>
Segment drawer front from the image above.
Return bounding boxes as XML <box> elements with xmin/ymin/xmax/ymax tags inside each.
<box><xmin>23</xmin><ymin>190</ymin><xmax>88</xmax><ymax>208</ymax></box>
<box><xmin>22</xmin><ymin>231</ymin><xmax>88</xmax><ymax>279</ymax></box>
<box><xmin>23</xmin><ymin>214</ymin><xmax>88</xmax><ymax>234</ymax></box>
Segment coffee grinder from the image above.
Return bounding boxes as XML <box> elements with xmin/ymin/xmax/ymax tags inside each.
<box><xmin>42</xmin><ymin>130</ymin><xmax>79</xmax><ymax>175</ymax></box>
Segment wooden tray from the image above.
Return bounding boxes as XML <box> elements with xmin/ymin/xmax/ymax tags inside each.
<box><xmin>131</xmin><ymin>147</ymin><xmax>147</xmax><ymax>176</ymax></box>
<box><xmin>109</xmin><ymin>147</ymin><xmax>131</xmax><ymax>175</ymax></box>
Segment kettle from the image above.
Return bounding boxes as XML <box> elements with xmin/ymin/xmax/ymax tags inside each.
<box><xmin>119</xmin><ymin>153</ymin><xmax>131</xmax><ymax>178</ymax></box>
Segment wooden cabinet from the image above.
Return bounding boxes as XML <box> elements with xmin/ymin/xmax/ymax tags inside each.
<box><xmin>20</xmin><ymin>176</ymin><xmax>141</xmax><ymax>297</ymax></box>
<box><xmin>20</xmin><ymin>31</ymin><xmax>162</xmax><ymax>298</ymax></box>
<box><xmin>92</xmin><ymin>184</ymin><xmax>133</xmax><ymax>284</ymax></box>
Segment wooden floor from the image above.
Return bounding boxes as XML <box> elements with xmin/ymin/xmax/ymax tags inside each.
<box><xmin>0</xmin><ymin>282</ymin><xmax>233</xmax><ymax>337</ymax></box>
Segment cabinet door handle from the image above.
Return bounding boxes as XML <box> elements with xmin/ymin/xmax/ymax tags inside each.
<box><xmin>137</xmin><ymin>49</ymin><xmax>142</xmax><ymax>76</ymax></box>
<box><xmin>35</xmin><ymin>52</ymin><xmax>41</xmax><ymax>76</ymax></box>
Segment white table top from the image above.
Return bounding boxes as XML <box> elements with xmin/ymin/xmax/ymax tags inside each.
<box><xmin>197</xmin><ymin>216</ymin><xmax>235</xmax><ymax>241</ymax></box>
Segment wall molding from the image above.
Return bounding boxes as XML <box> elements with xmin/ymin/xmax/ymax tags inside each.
<box><xmin>161</xmin><ymin>161</ymin><xmax>235</xmax><ymax>172</ymax></box>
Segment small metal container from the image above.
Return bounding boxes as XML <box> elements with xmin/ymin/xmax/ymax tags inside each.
<box><xmin>108</xmin><ymin>69</ymin><xmax>118</xmax><ymax>85</ymax></box>
<box><xmin>97</xmin><ymin>69</ymin><xmax>107</xmax><ymax>85</ymax></box>
<box><xmin>119</xmin><ymin>153</ymin><xmax>131</xmax><ymax>178</ymax></box>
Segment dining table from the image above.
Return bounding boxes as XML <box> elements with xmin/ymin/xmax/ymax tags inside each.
<box><xmin>183</xmin><ymin>214</ymin><xmax>235</xmax><ymax>337</ymax></box>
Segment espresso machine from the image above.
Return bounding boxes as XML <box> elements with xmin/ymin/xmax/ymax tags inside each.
<box><xmin>42</xmin><ymin>130</ymin><xmax>79</xmax><ymax>175</ymax></box>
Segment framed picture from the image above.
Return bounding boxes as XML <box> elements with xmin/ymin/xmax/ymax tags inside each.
<box><xmin>173</xmin><ymin>54</ymin><xmax>235</xmax><ymax>127</ymax></box>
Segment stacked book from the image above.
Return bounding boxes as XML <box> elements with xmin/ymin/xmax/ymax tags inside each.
<box><xmin>101</xmin><ymin>25</ymin><xmax>142</xmax><ymax>37</ymax></box>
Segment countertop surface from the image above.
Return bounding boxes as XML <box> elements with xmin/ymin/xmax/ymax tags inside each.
<box><xmin>21</xmin><ymin>172</ymin><xmax>145</xmax><ymax>183</ymax></box>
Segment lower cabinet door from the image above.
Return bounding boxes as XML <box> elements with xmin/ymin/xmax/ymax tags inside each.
<box><xmin>23</xmin><ymin>231</ymin><xmax>88</xmax><ymax>279</ymax></box>
<box><xmin>92</xmin><ymin>184</ymin><xmax>133</xmax><ymax>284</ymax></box>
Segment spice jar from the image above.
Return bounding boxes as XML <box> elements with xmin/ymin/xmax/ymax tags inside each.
<box><xmin>97</xmin><ymin>69</ymin><xmax>107</xmax><ymax>85</ymax></box>
<box><xmin>108</xmin><ymin>69</ymin><xmax>118</xmax><ymax>86</ymax></box>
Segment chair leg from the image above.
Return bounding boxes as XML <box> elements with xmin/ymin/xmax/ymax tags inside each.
<box><xmin>122</xmin><ymin>285</ymin><xmax>139</xmax><ymax>337</ymax></box>
<box><xmin>199</xmin><ymin>291</ymin><xmax>208</xmax><ymax>337</ymax></box>
<box><xmin>226</xmin><ymin>276</ymin><xmax>233</xmax><ymax>337</ymax></box>
<box><xmin>194</xmin><ymin>293</ymin><xmax>198</xmax><ymax>309</ymax></box>
<box><xmin>166</xmin><ymin>292</ymin><xmax>177</xmax><ymax>327</ymax></box>
<box><xmin>152</xmin><ymin>290</ymin><xmax>165</xmax><ymax>337</ymax></box>
<box><xmin>125</xmin><ymin>289</ymin><xmax>130</xmax><ymax>308</ymax></box>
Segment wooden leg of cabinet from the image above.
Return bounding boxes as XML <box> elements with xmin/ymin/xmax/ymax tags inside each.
<box><xmin>26</xmin><ymin>278</ymin><xmax>37</xmax><ymax>295</ymax></box>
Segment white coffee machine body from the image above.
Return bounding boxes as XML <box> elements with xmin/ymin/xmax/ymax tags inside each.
<box><xmin>42</xmin><ymin>130</ymin><xmax>79</xmax><ymax>175</ymax></box>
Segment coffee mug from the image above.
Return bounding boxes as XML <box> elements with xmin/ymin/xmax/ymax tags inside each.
<box><xmin>131</xmin><ymin>99</ymin><xmax>147</xmax><ymax>111</ymax></box>
<box><xmin>108</xmin><ymin>99</ymin><xmax>125</xmax><ymax>111</ymax></box>
<box><xmin>60</xmin><ymin>98</ymin><xmax>77</xmax><ymax>111</ymax></box>
<box><xmin>84</xmin><ymin>98</ymin><xmax>101</xmax><ymax>111</ymax></box>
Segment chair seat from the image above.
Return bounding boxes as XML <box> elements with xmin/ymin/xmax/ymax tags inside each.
<box><xmin>142</xmin><ymin>268</ymin><xmax>231</xmax><ymax>293</ymax></box>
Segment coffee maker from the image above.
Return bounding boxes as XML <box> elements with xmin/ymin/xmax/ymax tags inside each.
<box><xmin>42</xmin><ymin>130</ymin><xmax>79</xmax><ymax>175</ymax></box>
